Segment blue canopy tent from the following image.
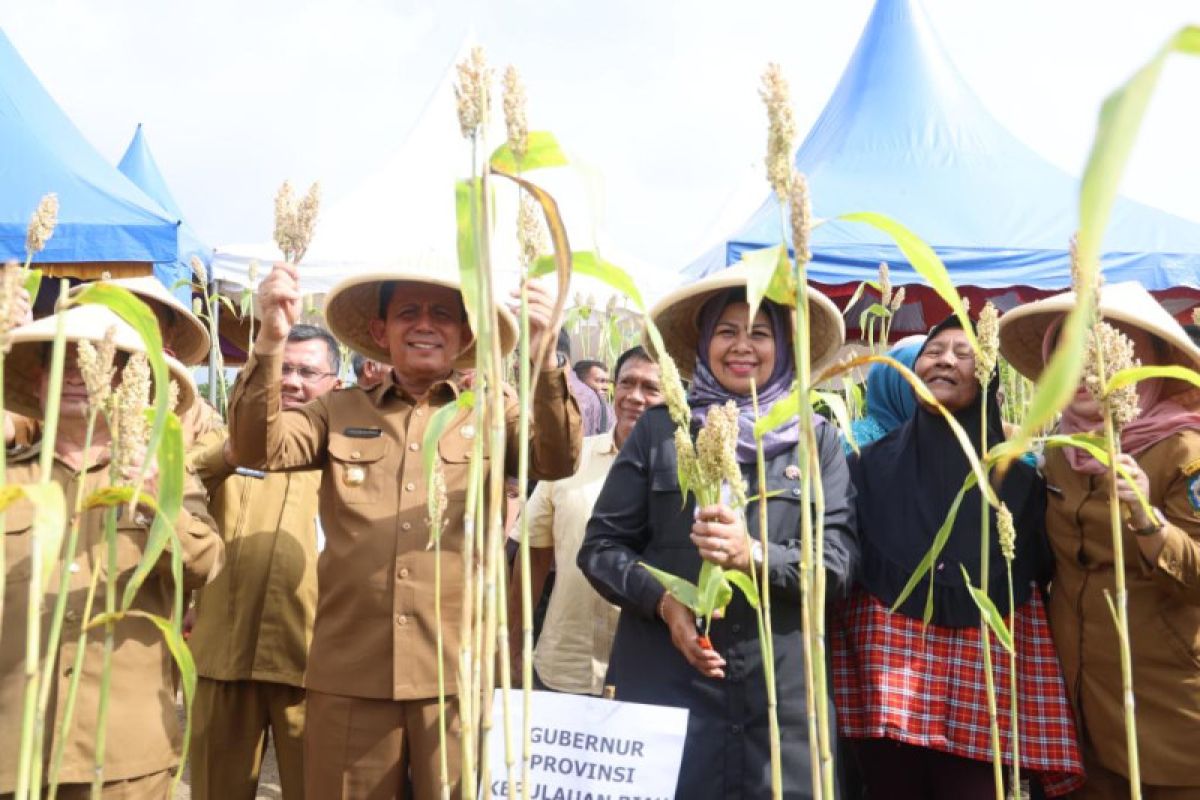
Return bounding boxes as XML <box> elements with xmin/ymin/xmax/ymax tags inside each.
<box><xmin>0</xmin><ymin>30</ymin><xmax>179</xmax><ymax>274</ymax></box>
<box><xmin>118</xmin><ymin>123</ymin><xmax>211</xmax><ymax>303</ymax></box>
<box><xmin>684</xmin><ymin>0</ymin><xmax>1200</xmax><ymax>333</ymax></box>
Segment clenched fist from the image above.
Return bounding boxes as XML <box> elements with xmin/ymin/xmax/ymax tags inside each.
<box><xmin>256</xmin><ymin>262</ymin><xmax>302</xmax><ymax>353</ymax></box>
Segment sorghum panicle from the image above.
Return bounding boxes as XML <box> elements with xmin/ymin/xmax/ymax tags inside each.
<box><xmin>428</xmin><ymin>463</ymin><xmax>449</xmax><ymax>541</ymax></box>
<box><xmin>454</xmin><ymin>46</ymin><xmax>492</xmax><ymax>139</ymax></box>
<box><xmin>788</xmin><ymin>173</ymin><xmax>812</xmax><ymax>265</ymax></box>
<box><xmin>273</xmin><ymin>181</ymin><xmax>296</xmax><ymax>257</ymax></box>
<box><xmin>112</xmin><ymin>352</ymin><xmax>152</xmax><ymax>485</ymax></box>
<box><xmin>77</xmin><ymin>327</ymin><xmax>118</xmax><ymax>413</ymax></box>
<box><xmin>502</xmin><ymin>65</ymin><xmax>528</xmax><ymax>163</ymax></box>
<box><xmin>248</xmin><ymin>260</ymin><xmax>260</xmax><ymax>285</ymax></box>
<box><xmin>25</xmin><ymin>192</ymin><xmax>59</xmax><ymax>256</ymax></box>
<box><xmin>878</xmin><ymin>262</ymin><xmax>892</xmax><ymax>309</ymax></box>
<box><xmin>890</xmin><ymin>286</ymin><xmax>906</xmax><ymax>313</ymax></box>
<box><xmin>659</xmin><ymin>353</ymin><xmax>691</xmax><ymax>430</ymax></box>
<box><xmin>1083</xmin><ymin>321</ymin><xmax>1141</xmax><ymax>432</ymax></box>
<box><xmin>190</xmin><ymin>255</ymin><xmax>208</xmax><ymax>287</ymax></box>
<box><xmin>696</xmin><ymin>401</ymin><xmax>747</xmax><ymax>508</ymax></box>
<box><xmin>517</xmin><ymin>193</ymin><xmax>547</xmax><ymax>270</ymax></box>
<box><xmin>0</xmin><ymin>263</ymin><xmax>22</xmax><ymax>344</ymax></box>
<box><xmin>975</xmin><ymin>301</ymin><xmax>1000</xmax><ymax>386</ymax></box>
<box><xmin>760</xmin><ymin>63</ymin><xmax>796</xmax><ymax>199</ymax></box>
<box><xmin>997</xmin><ymin>502</ymin><xmax>1016</xmax><ymax>562</ymax></box>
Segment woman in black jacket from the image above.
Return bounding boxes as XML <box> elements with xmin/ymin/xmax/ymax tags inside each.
<box><xmin>578</xmin><ymin>266</ymin><xmax>858</xmax><ymax>799</ymax></box>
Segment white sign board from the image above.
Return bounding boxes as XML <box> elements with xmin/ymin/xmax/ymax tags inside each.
<box><xmin>483</xmin><ymin>689</ymin><xmax>689</xmax><ymax>800</ymax></box>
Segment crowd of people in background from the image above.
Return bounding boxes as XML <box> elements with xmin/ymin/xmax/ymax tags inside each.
<box><xmin>1</xmin><ymin>262</ymin><xmax>1198</xmax><ymax>800</ymax></box>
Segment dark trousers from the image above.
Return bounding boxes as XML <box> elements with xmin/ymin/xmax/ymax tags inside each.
<box><xmin>854</xmin><ymin>738</ymin><xmax>995</xmax><ymax>800</ymax></box>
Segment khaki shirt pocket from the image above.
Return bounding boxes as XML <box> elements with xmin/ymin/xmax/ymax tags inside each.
<box><xmin>327</xmin><ymin>433</ymin><xmax>390</xmax><ymax>505</ymax></box>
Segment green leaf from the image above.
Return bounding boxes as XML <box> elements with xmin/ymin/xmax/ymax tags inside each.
<box><xmin>753</xmin><ymin>387</ymin><xmax>799</xmax><ymax>440</ymax></box>
<box><xmin>696</xmin><ymin>561</ymin><xmax>733</xmax><ymax>619</ymax></box>
<box><xmin>890</xmin><ymin>471</ymin><xmax>979</xmax><ymax>621</ymax></box>
<box><xmin>122</xmin><ymin>412</ymin><xmax>184</xmax><ymax>611</ymax></box>
<box><xmin>531</xmin><ymin>251</ymin><xmax>645</xmax><ymax>311</ymax></box>
<box><xmin>82</xmin><ymin>486</ymin><xmax>159</xmax><ymax>515</ymax></box>
<box><xmin>639</xmin><ymin>562</ymin><xmax>701</xmax><ymax>615</ymax></box>
<box><xmin>239</xmin><ymin>291</ymin><xmax>252</xmax><ymax>317</ymax></box>
<box><xmin>958</xmin><ymin>565</ymin><xmax>1014</xmax><ymax>653</ymax></box>
<box><xmin>455</xmin><ymin>179</ymin><xmax>483</xmax><ymax>330</ymax></box>
<box><xmin>862</xmin><ymin>302</ymin><xmax>891</xmax><ymax>319</ymax></box>
<box><xmin>725</xmin><ymin>569</ymin><xmax>761</xmax><ymax>609</ymax></box>
<box><xmin>22</xmin><ymin>268</ymin><xmax>42</xmax><ymax>308</ymax></box>
<box><xmin>841</xmin><ymin>281</ymin><xmax>869</xmax><ymax>320</ymax></box>
<box><xmin>422</xmin><ymin>392</ymin><xmax>476</xmax><ymax>481</ymax></box>
<box><xmin>813</xmin><ymin>389</ymin><xmax>858</xmax><ymax>454</ymax></box>
<box><xmin>1107</xmin><ymin>364</ymin><xmax>1200</xmax><ymax>394</ymax></box>
<box><xmin>837</xmin><ymin>212</ymin><xmax>977</xmax><ymax>354</ymax></box>
<box><xmin>741</xmin><ymin>244</ymin><xmax>790</xmax><ymax>325</ymax></box>
<box><xmin>489</xmin><ymin>131</ymin><xmax>570</xmax><ymax>173</ymax></box>
<box><xmin>18</xmin><ymin>483</ymin><xmax>67</xmax><ymax>586</ymax></box>
<box><xmin>126</xmin><ymin>610</ymin><xmax>197</xmax><ymax>794</ymax></box>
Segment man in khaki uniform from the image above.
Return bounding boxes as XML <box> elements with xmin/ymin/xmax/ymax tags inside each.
<box><xmin>187</xmin><ymin>324</ymin><xmax>342</xmax><ymax>800</ymax></box>
<box><xmin>227</xmin><ymin>262</ymin><xmax>581</xmax><ymax>799</ymax></box>
<box><xmin>0</xmin><ymin>305</ymin><xmax>223</xmax><ymax>799</ymax></box>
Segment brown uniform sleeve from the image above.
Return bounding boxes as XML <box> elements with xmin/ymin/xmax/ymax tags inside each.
<box><xmin>227</xmin><ymin>348</ymin><xmax>329</xmax><ymax>471</ymax></box>
<box><xmin>1150</xmin><ymin>465</ymin><xmax>1200</xmax><ymax>604</ymax></box>
<box><xmin>161</xmin><ymin>469</ymin><xmax>225</xmax><ymax>590</ymax></box>
<box><xmin>506</xmin><ymin>366</ymin><xmax>581</xmax><ymax>481</ymax></box>
<box><xmin>188</xmin><ymin>434</ymin><xmax>235</xmax><ymax>493</ymax></box>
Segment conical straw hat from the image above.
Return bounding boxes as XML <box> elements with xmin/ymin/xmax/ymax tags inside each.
<box><xmin>69</xmin><ymin>276</ymin><xmax>210</xmax><ymax>366</ymax></box>
<box><xmin>647</xmin><ymin>261</ymin><xmax>845</xmax><ymax>379</ymax></box>
<box><xmin>998</xmin><ymin>281</ymin><xmax>1200</xmax><ymax>390</ymax></box>
<box><xmin>324</xmin><ymin>270</ymin><xmax>517</xmax><ymax>368</ymax></box>
<box><xmin>4</xmin><ymin>304</ymin><xmax>197</xmax><ymax>419</ymax></box>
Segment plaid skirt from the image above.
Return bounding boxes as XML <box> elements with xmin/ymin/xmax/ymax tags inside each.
<box><xmin>832</xmin><ymin>587</ymin><xmax>1086</xmax><ymax>797</ymax></box>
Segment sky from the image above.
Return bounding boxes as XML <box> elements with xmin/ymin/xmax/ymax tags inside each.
<box><xmin>1</xmin><ymin>0</ymin><xmax>1198</xmax><ymax>274</ymax></box>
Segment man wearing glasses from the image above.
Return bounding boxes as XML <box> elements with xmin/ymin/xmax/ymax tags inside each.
<box><xmin>186</xmin><ymin>323</ymin><xmax>342</xmax><ymax>800</ymax></box>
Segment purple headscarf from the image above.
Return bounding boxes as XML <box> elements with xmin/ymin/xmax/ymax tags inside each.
<box><xmin>688</xmin><ymin>289</ymin><xmax>805</xmax><ymax>463</ymax></box>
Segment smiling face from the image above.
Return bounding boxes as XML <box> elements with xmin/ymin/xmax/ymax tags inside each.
<box><xmin>706</xmin><ymin>302</ymin><xmax>776</xmax><ymax>396</ymax></box>
<box><xmin>583</xmin><ymin>365</ymin><xmax>609</xmax><ymax>394</ymax></box>
<box><xmin>280</xmin><ymin>338</ymin><xmax>340</xmax><ymax>410</ymax></box>
<box><xmin>368</xmin><ymin>282</ymin><xmax>469</xmax><ymax>388</ymax></box>
<box><xmin>612</xmin><ymin>356</ymin><xmax>662</xmax><ymax>446</ymax></box>
<box><xmin>915</xmin><ymin>327</ymin><xmax>979</xmax><ymax>413</ymax></box>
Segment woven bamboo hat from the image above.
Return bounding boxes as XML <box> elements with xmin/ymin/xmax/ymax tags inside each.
<box><xmin>4</xmin><ymin>304</ymin><xmax>197</xmax><ymax>420</ymax></box>
<box><xmin>323</xmin><ymin>271</ymin><xmax>517</xmax><ymax>368</ymax></box>
<box><xmin>998</xmin><ymin>281</ymin><xmax>1200</xmax><ymax>387</ymax></box>
<box><xmin>69</xmin><ymin>276</ymin><xmax>210</xmax><ymax>366</ymax></box>
<box><xmin>647</xmin><ymin>261</ymin><xmax>845</xmax><ymax>379</ymax></box>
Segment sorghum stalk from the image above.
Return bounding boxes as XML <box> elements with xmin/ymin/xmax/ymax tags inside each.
<box><xmin>750</xmin><ymin>380</ymin><xmax>783</xmax><ymax>800</ymax></box>
<box><xmin>15</xmin><ymin>283</ymin><xmax>69</xmax><ymax>800</ymax></box>
<box><xmin>997</xmin><ymin>504</ymin><xmax>1021</xmax><ymax>799</ymax></box>
<box><xmin>91</xmin><ymin>506</ymin><xmax>119</xmax><ymax>796</ymax></box>
<box><xmin>1093</xmin><ymin>332</ymin><xmax>1143</xmax><ymax>797</ymax></box>
<box><xmin>974</xmin><ymin>302</ymin><xmax>1005</xmax><ymax>800</ymax></box>
<box><xmin>516</xmin><ymin>275</ymin><xmax>535</xmax><ymax>798</ymax></box>
<box><xmin>430</xmin><ymin>465</ymin><xmax>452</xmax><ymax>800</ymax></box>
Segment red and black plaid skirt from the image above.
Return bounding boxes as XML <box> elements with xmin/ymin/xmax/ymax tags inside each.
<box><xmin>832</xmin><ymin>587</ymin><xmax>1085</xmax><ymax>797</ymax></box>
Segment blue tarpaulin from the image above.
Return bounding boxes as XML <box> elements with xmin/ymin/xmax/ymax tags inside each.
<box><xmin>118</xmin><ymin>123</ymin><xmax>210</xmax><ymax>300</ymax></box>
<box><xmin>684</xmin><ymin>0</ymin><xmax>1200</xmax><ymax>305</ymax></box>
<box><xmin>0</xmin><ymin>29</ymin><xmax>178</xmax><ymax>264</ymax></box>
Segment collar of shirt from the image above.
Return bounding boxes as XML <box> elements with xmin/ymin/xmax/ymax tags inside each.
<box><xmin>370</xmin><ymin>367</ymin><xmax>465</xmax><ymax>407</ymax></box>
<box><xmin>11</xmin><ymin>438</ymin><xmax>114</xmax><ymax>474</ymax></box>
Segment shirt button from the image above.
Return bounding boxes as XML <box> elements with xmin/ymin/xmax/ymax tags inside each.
<box><xmin>398</xmin><ymin>568</ymin><xmax>410</xmax><ymax>579</ymax></box>
<box><xmin>731</xmin><ymin>623</ymin><xmax>742</xmax><ymax>634</ymax></box>
<box><xmin>791</xmin><ymin>488</ymin><xmax>801</xmax><ymax>496</ymax></box>
<box><xmin>65</xmin><ymin>610</ymin><xmax>78</xmax><ymax>622</ymax></box>
<box><xmin>398</xmin><ymin>615</ymin><xmax>409</xmax><ymax>625</ymax></box>
<box><xmin>409</xmin><ymin>443</ymin><xmax>419</xmax><ymax>451</ymax></box>
<box><xmin>730</xmin><ymin>724</ymin><xmax>742</xmax><ymax>734</ymax></box>
<box><xmin>415</xmin><ymin>409</ymin><xmax>424</xmax><ymax>417</ymax></box>
<box><xmin>405</xmin><ymin>483</ymin><xmax>415</xmax><ymax>492</ymax></box>
<box><xmin>350</xmin><ymin>450</ymin><xmax>361</xmax><ymax>460</ymax></box>
<box><xmin>402</xmin><ymin>522</ymin><xmax>412</xmax><ymax>531</ymax></box>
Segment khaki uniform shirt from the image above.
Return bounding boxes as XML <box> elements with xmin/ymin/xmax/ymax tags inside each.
<box><xmin>525</xmin><ymin>432</ymin><xmax>621</xmax><ymax>695</ymax></box>
<box><xmin>227</xmin><ymin>349</ymin><xmax>581</xmax><ymax>701</ymax></box>
<box><xmin>1044</xmin><ymin>429</ymin><xmax>1200</xmax><ymax>785</ymax></box>
<box><xmin>187</xmin><ymin>435</ymin><xmax>320</xmax><ymax>687</ymax></box>
<box><xmin>0</xmin><ymin>445</ymin><xmax>223</xmax><ymax>791</ymax></box>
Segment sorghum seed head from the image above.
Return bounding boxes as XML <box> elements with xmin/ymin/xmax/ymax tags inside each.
<box><xmin>454</xmin><ymin>46</ymin><xmax>492</xmax><ymax>139</ymax></box>
<box><xmin>190</xmin><ymin>255</ymin><xmax>208</xmax><ymax>287</ymax></box>
<box><xmin>25</xmin><ymin>193</ymin><xmax>58</xmax><ymax>256</ymax></box>
<box><xmin>658</xmin><ymin>353</ymin><xmax>691</xmax><ymax>430</ymax></box>
<box><xmin>77</xmin><ymin>326</ymin><xmax>117</xmax><ymax>412</ymax></box>
<box><xmin>974</xmin><ymin>301</ymin><xmax>1000</xmax><ymax>386</ymax></box>
<box><xmin>502</xmin><ymin>65</ymin><xmax>528</xmax><ymax>163</ymax></box>
<box><xmin>428</xmin><ymin>463</ymin><xmax>448</xmax><ymax>541</ymax></box>
<box><xmin>788</xmin><ymin>173</ymin><xmax>812</xmax><ymax>265</ymax></box>
<box><xmin>997</xmin><ymin>502</ymin><xmax>1016</xmax><ymax>562</ymax></box>
<box><xmin>112</xmin><ymin>352</ymin><xmax>152</xmax><ymax>484</ymax></box>
<box><xmin>878</xmin><ymin>262</ymin><xmax>892</xmax><ymax>309</ymax></box>
<box><xmin>760</xmin><ymin>63</ymin><xmax>797</xmax><ymax>198</ymax></box>
<box><xmin>517</xmin><ymin>193</ymin><xmax>547</xmax><ymax>269</ymax></box>
<box><xmin>696</xmin><ymin>401</ymin><xmax>747</xmax><ymax>507</ymax></box>
<box><xmin>1083</xmin><ymin>321</ymin><xmax>1141</xmax><ymax>432</ymax></box>
<box><xmin>890</xmin><ymin>286</ymin><xmax>906</xmax><ymax>312</ymax></box>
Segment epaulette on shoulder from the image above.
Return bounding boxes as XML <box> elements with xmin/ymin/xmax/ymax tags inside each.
<box><xmin>1183</xmin><ymin>456</ymin><xmax>1200</xmax><ymax>477</ymax></box>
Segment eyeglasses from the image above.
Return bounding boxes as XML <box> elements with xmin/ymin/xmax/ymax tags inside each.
<box><xmin>281</xmin><ymin>363</ymin><xmax>337</xmax><ymax>383</ymax></box>
<box><xmin>919</xmin><ymin>348</ymin><xmax>976</xmax><ymax>363</ymax></box>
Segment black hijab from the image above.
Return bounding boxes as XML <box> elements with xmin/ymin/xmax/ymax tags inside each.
<box><xmin>849</xmin><ymin>316</ymin><xmax>1051</xmax><ymax>627</ymax></box>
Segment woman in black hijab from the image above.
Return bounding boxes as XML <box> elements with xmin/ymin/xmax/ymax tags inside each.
<box><xmin>831</xmin><ymin>316</ymin><xmax>1085</xmax><ymax>799</ymax></box>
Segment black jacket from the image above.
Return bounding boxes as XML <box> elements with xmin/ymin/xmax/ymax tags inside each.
<box><xmin>578</xmin><ymin>406</ymin><xmax>858</xmax><ymax>799</ymax></box>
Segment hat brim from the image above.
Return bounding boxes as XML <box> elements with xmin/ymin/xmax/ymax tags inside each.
<box><xmin>70</xmin><ymin>277</ymin><xmax>211</xmax><ymax>366</ymax></box>
<box><xmin>646</xmin><ymin>261</ymin><xmax>846</xmax><ymax>379</ymax></box>
<box><xmin>4</xmin><ymin>305</ymin><xmax>197</xmax><ymax>420</ymax></box>
<box><xmin>998</xmin><ymin>281</ymin><xmax>1200</xmax><ymax>391</ymax></box>
<box><xmin>324</xmin><ymin>272</ymin><xmax>517</xmax><ymax>368</ymax></box>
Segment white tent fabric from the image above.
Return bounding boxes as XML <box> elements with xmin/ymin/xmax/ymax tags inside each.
<box><xmin>211</xmin><ymin>40</ymin><xmax>674</xmax><ymax>314</ymax></box>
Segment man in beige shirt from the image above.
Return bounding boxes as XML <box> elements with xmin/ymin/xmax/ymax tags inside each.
<box><xmin>227</xmin><ymin>263</ymin><xmax>581</xmax><ymax>799</ymax></box>
<box><xmin>510</xmin><ymin>346</ymin><xmax>662</xmax><ymax>693</ymax></box>
<box><xmin>187</xmin><ymin>324</ymin><xmax>342</xmax><ymax>800</ymax></box>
